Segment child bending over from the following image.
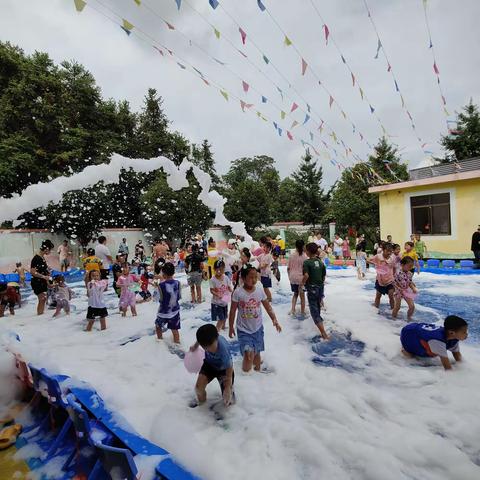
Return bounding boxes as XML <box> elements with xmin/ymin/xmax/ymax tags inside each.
<box><xmin>52</xmin><ymin>275</ymin><xmax>73</xmax><ymax>317</ymax></box>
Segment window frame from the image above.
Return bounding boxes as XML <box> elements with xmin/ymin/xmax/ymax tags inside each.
<box><xmin>410</xmin><ymin>194</ymin><xmax>451</xmax><ymax>235</ymax></box>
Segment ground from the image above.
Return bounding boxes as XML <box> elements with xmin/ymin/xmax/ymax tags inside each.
<box><xmin>1</xmin><ymin>267</ymin><xmax>479</xmax><ymax>480</ymax></box>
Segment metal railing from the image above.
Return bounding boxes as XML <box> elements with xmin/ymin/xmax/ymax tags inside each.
<box><xmin>409</xmin><ymin>157</ymin><xmax>480</xmax><ymax>180</ymax></box>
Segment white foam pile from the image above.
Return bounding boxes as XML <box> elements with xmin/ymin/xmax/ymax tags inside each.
<box><xmin>1</xmin><ymin>268</ymin><xmax>479</xmax><ymax>480</ymax></box>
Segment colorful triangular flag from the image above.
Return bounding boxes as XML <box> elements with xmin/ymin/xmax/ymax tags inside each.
<box><xmin>433</xmin><ymin>62</ymin><xmax>439</xmax><ymax>75</ymax></box>
<box><xmin>273</xmin><ymin>122</ymin><xmax>278</xmax><ymax>131</ymax></box>
<box><xmin>341</xmin><ymin>110</ymin><xmax>346</xmax><ymax>119</ymax></box>
<box><xmin>351</xmin><ymin>73</ymin><xmax>355</xmax><ymax>86</ymax></box>
<box><xmin>276</xmin><ymin>86</ymin><xmax>284</xmax><ymax>100</ymax></box>
<box><xmin>291</xmin><ymin>120</ymin><xmax>299</xmax><ymax>129</ymax></box>
<box><xmin>202</xmin><ymin>78</ymin><xmax>210</xmax><ymax>86</ymax></box>
<box><xmin>284</xmin><ymin>35</ymin><xmax>292</xmax><ymax>46</ymax></box>
<box><xmin>278</xmin><ymin>128</ymin><xmax>282</xmax><ymax>137</ymax></box>
<box><xmin>323</xmin><ymin>24</ymin><xmax>330</xmax><ymax>44</ymax></box>
<box><xmin>387</xmin><ymin>63</ymin><xmax>391</xmax><ymax>72</ymax></box>
<box><xmin>121</xmin><ymin>19</ymin><xmax>134</xmax><ymax>35</ymax></box>
<box><xmin>240</xmin><ymin>100</ymin><xmax>253</xmax><ymax>112</ymax></box>
<box><xmin>220</xmin><ymin>90</ymin><xmax>229</xmax><ymax>101</ymax></box>
<box><xmin>74</xmin><ymin>0</ymin><xmax>86</xmax><ymax>12</ymax></box>
<box><xmin>374</xmin><ymin>39</ymin><xmax>381</xmax><ymax>59</ymax></box>
<box><xmin>257</xmin><ymin>0</ymin><xmax>266</xmax><ymax>11</ymax></box>
<box><xmin>287</xmin><ymin>131</ymin><xmax>293</xmax><ymax>140</ymax></box>
<box><xmin>290</xmin><ymin>102</ymin><xmax>298</xmax><ymax>112</ymax></box>
<box><xmin>261</xmin><ymin>96</ymin><xmax>267</xmax><ymax>103</ymax></box>
<box><xmin>214</xmin><ymin>28</ymin><xmax>220</xmax><ymax>39</ymax></box>
<box><xmin>400</xmin><ymin>95</ymin><xmax>405</xmax><ymax>107</ymax></box>
<box><xmin>341</xmin><ymin>55</ymin><xmax>346</xmax><ymax>64</ymax></box>
<box><xmin>301</xmin><ymin>58</ymin><xmax>308</xmax><ymax>76</ymax></box>
<box><xmin>209</xmin><ymin>0</ymin><xmax>219</xmax><ymax>9</ymax></box>
<box><xmin>242</xmin><ymin>81</ymin><xmax>249</xmax><ymax>93</ymax></box>
<box><xmin>303</xmin><ymin>114</ymin><xmax>310</xmax><ymax>125</ymax></box>
<box><xmin>307</xmin><ymin>104</ymin><xmax>311</xmax><ymax>112</ymax></box>
<box><xmin>165</xmin><ymin>21</ymin><xmax>175</xmax><ymax>30</ymax></box>
<box><xmin>134</xmin><ymin>0</ymin><xmax>141</xmax><ymax>5</ymax></box>
<box><xmin>359</xmin><ymin>87</ymin><xmax>364</xmax><ymax>100</ymax></box>
<box><xmin>310</xmin><ymin>132</ymin><xmax>314</xmax><ymax>141</ymax></box>
<box><xmin>329</xmin><ymin>95</ymin><xmax>334</xmax><ymax>108</ymax></box>
<box><xmin>153</xmin><ymin>46</ymin><xmax>164</xmax><ymax>56</ymax></box>
<box><xmin>441</xmin><ymin>95</ymin><xmax>446</xmax><ymax>105</ymax></box>
<box><xmin>263</xmin><ymin>55</ymin><xmax>269</xmax><ymax>64</ymax></box>
<box><xmin>174</xmin><ymin>0</ymin><xmax>181</xmax><ymax>10</ymax></box>
<box><xmin>214</xmin><ymin>58</ymin><xmax>225</xmax><ymax>65</ymax></box>
<box><xmin>280</xmin><ymin>111</ymin><xmax>286</xmax><ymax>120</ymax></box>
<box><xmin>239</xmin><ymin>27</ymin><xmax>247</xmax><ymax>45</ymax></box>
<box><xmin>177</xmin><ymin>62</ymin><xmax>186</xmax><ymax>69</ymax></box>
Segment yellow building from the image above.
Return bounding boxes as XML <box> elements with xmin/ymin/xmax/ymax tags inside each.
<box><xmin>369</xmin><ymin>159</ymin><xmax>480</xmax><ymax>256</ymax></box>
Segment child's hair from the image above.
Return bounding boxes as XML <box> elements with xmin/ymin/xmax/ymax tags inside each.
<box><xmin>121</xmin><ymin>262</ymin><xmax>129</xmax><ymax>269</ymax></box>
<box><xmin>259</xmin><ymin>236</ymin><xmax>268</xmax><ymax>246</ymax></box>
<box><xmin>392</xmin><ymin>243</ymin><xmax>400</xmax><ymax>251</ymax></box>
<box><xmin>88</xmin><ymin>270</ymin><xmax>99</xmax><ymax>281</ymax></box>
<box><xmin>295</xmin><ymin>239</ymin><xmax>305</xmax><ymax>255</ymax></box>
<box><xmin>400</xmin><ymin>256</ymin><xmax>414</xmax><ymax>265</ymax></box>
<box><xmin>306</xmin><ymin>242</ymin><xmax>319</xmax><ymax>255</ymax></box>
<box><xmin>0</xmin><ymin>283</ymin><xmax>7</xmax><ymax>294</ymax></box>
<box><xmin>240</xmin><ymin>264</ymin><xmax>256</xmax><ymax>279</ymax></box>
<box><xmin>208</xmin><ymin>237</ymin><xmax>215</xmax><ymax>246</ymax></box>
<box><xmin>40</xmin><ymin>240</ymin><xmax>54</xmax><ymax>251</ymax></box>
<box><xmin>154</xmin><ymin>257</ymin><xmax>166</xmax><ymax>275</ymax></box>
<box><xmin>192</xmin><ymin>244</ymin><xmax>199</xmax><ymax>252</ymax></box>
<box><xmin>16</xmin><ymin>262</ymin><xmax>22</xmax><ymax>267</ymax></box>
<box><xmin>405</xmin><ymin>241</ymin><xmax>414</xmax><ymax>248</ymax></box>
<box><xmin>196</xmin><ymin>323</ymin><xmax>218</xmax><ymax>348</ymax></box>
<box><xmin>383</xmin><ymin>242</ymin><xmax>393</xmax><ymax>251</ymax></box>
<box><xmin>241</xmin><ymin>247</ymin><xmax>251</xmax><ymax>260</ymax></box>
<box><xmin>161</xmin><ymin>262</ymin><xmax>175</xmax><ymax>277</ymax></box>
<box><xmin>214</xmin><ymin>259</ymin><xmax>225</xmax><ymax>270</ymax></box>
<box><xmin>54</xmin><ymin>275</ymin><xmax>65</xmax><ymax>283</ymax></box>
<box><xmin>272</xmin><ymin>252</ymin><xmax>279</xmax><ymax>259</ymax></box>
<box><xmin>444</xmin><ymin>315</ymin><xmax>467</xmax><ymax>331</ymax></box>
<box><xmin>87</xmin><ymin>248</ymin><xmax>95</xmax><ymax>256</ymax></box>
<box><xmin>263</xmin><ymin>241</ymin><xmax>272</xmax><ymax>251</ymax></box>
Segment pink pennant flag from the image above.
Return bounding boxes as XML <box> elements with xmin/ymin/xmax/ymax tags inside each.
<box><xmin>290</xmin><ymin>102</ymin><xmax>298</xmax><ymax>112</ymax></box>
<box><xmin>421</xmin><ymin>143</ymin><xmax>428</xmax><ymax>148</ymax></box>
<box><xmin>291</xmin><ymin>120</ymin><xmax>299</xmax><ymax>129</ymax></box>
<box><xmin>239</xmin><ymin>27</ymin><xmax>247</xmax><ymax>45</ymax></box>
<box><xmin>153</xmin><ymin>46</ymin><xmax>164</xmax><ymax>56</ymax></box>
<box><xmin>301</xmin><ymin>58</ymin><xmax>308</xmax><ymax>76</ymax></box>
<box><xmin>202</xmin><ymin>78</ymin><xmax>210</xmax><ymax>86</ymax></box>
<box><xmin>351</xmin><ymin>73</ymin><xmax>355</xmax><ymax>86</ymax></box>
<box><xmin>287</xmin><ymin>131</ymin><xmax>293</xmax><ymax>140</ymax></box>
<box><xmin>433</xmin><ymin>62</ymin><xmax>439</xmax><ymax>74</ymax></box>
<box><xmin>240</xmin><ymin>100</ymin><xmax>254</xmax><ymax>112</ymax></box>
<box><xmin>387</xmin><ymin>63</ymin><xmax>391</xmax><ymax>72</ymax></box>
<box><xmin>329</xmin><ymin>95</ymin><xmax>334</xmax><ymax>108</ymax></box>
<box><xmin>242</xmin><ymin>81</ymin><xmax>249</xmax><ymax>93</ymax></box>
<box><xmin>323</xmin><ymin>24</ymin><xmax>330</xmax><ymax>45</ymax></box>
<box><xmin>360</xmin><ymin>133</ymin><xmax>363</xmax><ymax>141</ymax></box>
<box><xmin>167</xmin><ymin>49</ymin><xmax>174</xmax><ymax>56</ymax></box>
<box><xmin>165</xmin><ymin>21</ymin><xmax>175</xmax><ymax>30</ymax></box>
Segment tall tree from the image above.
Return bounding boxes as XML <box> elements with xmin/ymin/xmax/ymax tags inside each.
<box><xmin>438</xmin><ymin>101</ymin><xmax>480</xmax><ymax>163</ymax></box>
<box><xmin>222</xmin><ymin>156</ymin><xmax>280</xmax><ymax>232</ymax></box>
<box><xmin>368</xmin><ymin>137</ymin><xmax>408</xmax><ymax>185</ymax></box>
<box><xmin>275</xmin><ymin>177</ymin><xmax>301</xmax><ymax>222</ymax></box>
<box><xmin>291</xmin><ymin>149</ymin><xmax>326</xmax><ymax>226</ymax></box>
<box><xmin>191</xmin><ymin>139</ymin><xmax>220</xmax><ymax>188</ymax></box>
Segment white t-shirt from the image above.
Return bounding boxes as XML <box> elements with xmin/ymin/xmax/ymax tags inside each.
<box><xmin>87</xmin><ymin>280</ymin><xmax>107</xmax><ymax>308</ymax></box>
<box><xmin>96</xmin><ymin>244</ymin><xmax>112</xmax><ymax>268</ymax></box>
<box><xmin>209</xmin><ymin>275</ymin><xmax>232</xmax><ymax>306</ymax></box>
<box><xmin>220</xmin><ymin>248</ymin><xmax>240</xmax><ymax>273</ymax></box>
<box><xmin>232</xmin><ymin>286</ymin><xmax>267</xmax><ymax>334</ymax></box>
<box><xmin>314</xmin><ymin>238</ymin><xmax>328</xmax><ymax>250</ymax></box>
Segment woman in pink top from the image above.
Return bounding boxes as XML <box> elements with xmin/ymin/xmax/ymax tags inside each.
<box><xmin>287</xmin><ymin>240</ymin><xmax>308</xmax><ymax>316</ymax></box>
<box><xmin>342</xmin><ymin>237</ymin><xmax>351</xmax><ymax>259</ymax></box>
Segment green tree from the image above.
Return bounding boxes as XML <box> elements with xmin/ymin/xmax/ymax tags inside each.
<box><xmin>222</xmin><ymin>156</ymin><xmax>280</xmax><ymax>232</ymax></box>
<box><xmin>191</xmin><ymin>139</ymin><xmax>219</xmax><ymax>188</ymax></box>
<box><xmin>368</xmin><ymin>137</ymin><xmax>408</xmax><ymax>185</ymax></box>
<box><xmin>438</xmin><ymin>101</ymin><xmax>480</xmax><ymax>163</ymax></box>
<box><xmin>291</xmin><ymin>149</ymin><xmax>326</xmax><ymax>225</ymax></box>
<box><xmin>275</xmin><ymin>177</ymin><xmax>301</xmax><ymax>222</ymax></box>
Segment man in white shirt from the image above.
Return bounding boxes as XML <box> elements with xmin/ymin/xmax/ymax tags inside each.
<box><xmin>314</xmin><ymin>232</ymin><xmax>328</xmax><ymax>251</ymax></box>
<box><xmin>96</xmin><ymin>235</ymin><xmax>113</xmax><ymax>281</ymax></box>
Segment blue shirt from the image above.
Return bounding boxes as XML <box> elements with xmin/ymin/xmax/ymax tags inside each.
<box><xmin>157</xmin><ymin>279</ymin><xmax>181</xmax><ymax>319</ymax></box>
<box><xmin>204</xmin><ymin>336</ymin><xmax>233</xmax><ymax>370</ymax></box>
<box><xmin>401</xmin><ymin>323</ymin><xmax>459</xmax><ymax>357</ymax></box>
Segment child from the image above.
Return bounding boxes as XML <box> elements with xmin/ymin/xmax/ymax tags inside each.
<box><xmin>138</xmin><ymin>265</ymin><xmax>152</xmax><ymax>302</ymax></box>
<box><xmin>355</xmin><ymin>248</ymin><xmax>367</xmax><ymax>280</ymax></box>
<box><xmin>402</xmin><ymin>242</ymin><xmax>421</xmax><ymax>274</ymax></box>
<box><xmin>233</xmin><ymin>247</ymin><xmax>251</xmax><ymax>289</ymax></box>
<box><xmin>400</xmin><ymin>316</ymin><xmax>468</xmax><ymax>370</ymax></box>
<box><xmin>0</xmin><ymin>283</ymin><xmax>17</xmax><ymax>317</ymax></box>
<box><xmin>155</xmin><ymin>262</ymin><xmax>181</xmax><ymax>343</ymax></box>
<box><xmin>257</xmin><ymin>241</ymin><xmax>273</xmax><ymax>302</ymax></box>
<box><xmin>14</xmin><ymin>263</ymin><xmax>26</xmax><ymax>288</ymax></box>
<box><xmin>414</xmin><ymin>233</ymin><xmax>427</xmax><ymax>260</ymax></box>
<box><xmin>271</xmin><ymin>252</ymin><xmax>281</xmax><ymax>283</ymax></box>
<box><xmin>117</xmin><ymin>264</ymin><xmax>139</xmax><ymax>317</ymax></box>
<box><xmin>392</xmin><ymin>244</ymin><xmax>402</xmax><ymax>275</ymax></box>
<box><xmin>301</xmin><ymin>243</ymin><xmax>329</xmax><ymax>339</ymax></box>
<box><xmin>209</xmin><ymin>260</ymin><xmax>232</xmax><ymax>331</ymax></box>
<box><xmin>367</xmin><ymin>243</ymin><xmax>395</xmax><ymax>309</ymax></box>
<box><xmin>52</xmin><ymin>275</ymin><xmax>73</xmax><ymax>317</ymax></box>
<box><xmin>228</xmin><ymin>265</ymin><xmax>281</xmax><ymax>373</ymax></box>
<box><xmin>392</xmin><ymin>257</ymin><xmax>418</xmax><ymax>319</ymax></box>
<box><xmin>185</xmin><ymin>244</ymin><xmax>205</xmax><ymax>303</ymax></box>
<box><xmin>288</xmin><ymin>239</ymin><xmax>308</xmax><ymax>316</ymax></box>
<box><xmin>83</xmin><ymin>248</ymin><xmax>103</xmax><ymax>292</ymax></box>
<box><xmin>190</xmin><ymin>324</ymin><xmax>234</xmax><ymax>407</ymax></box>
<box><xmin>86</xmin><ymin>270</ymin><xmax>108</xmax><ymax>331</ymax></box>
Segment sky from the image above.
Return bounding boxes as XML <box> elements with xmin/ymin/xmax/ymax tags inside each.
<box><xmin>1</xmin><ymin>0</ymin><xmax>479</xmax><ymax>187</ymax></box>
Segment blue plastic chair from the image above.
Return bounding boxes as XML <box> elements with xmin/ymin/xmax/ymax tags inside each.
<box><xmin>323</xmin><ymin>258</ymin><xmax>330</xmax><ymax>266</ymax></box>
<box><xmin>426</xmin><ymin>259</ymin><xmax>440</xmax><ymax>268</ymax></box>
<box><xmin>89</xmin><ymin>444</ymin><xmax>138</xmax><ymax>480</ymax></box>
<box><xmin>460</xmin><ymin>260</ymin><xmax>474</xmax><ymax>269</ymax></box>
<box><xmin>418</xmin><ymin>260</ymin><xmax>424</xmax><ymax>268</ymax></box>
<box><xmin>442</xmin><ymin>260</ymin><xmax>455</xmax><ymax>269</ymax></box>
<box><xmin>156</xmin><ymin>458</ymin><xmax>200</xmax><ymax>480</ymax></box>
<box><xmin>5</xmin><ymin>273</ymin><xmax>19</xmax><ymax>282</ymax></box>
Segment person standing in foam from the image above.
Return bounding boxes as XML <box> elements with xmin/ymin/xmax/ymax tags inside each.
<box><xmin>400</xmin><ymin>316</ymin><xmax>468</xmax><ymax>370</ymax></box>
<box><xmin>117</xmin><ymin>263</ymin><xmax>139</xmax><ymax>317</ymax></box>
<box><xmin>209</xmin><ymin>260</ymin><xmax>232</xmax><ymax>331</ymax></box>
<box><xmin>229</xmin><ymin>265</ymin><xmax>281</xmax><ymax>373</ymax></box>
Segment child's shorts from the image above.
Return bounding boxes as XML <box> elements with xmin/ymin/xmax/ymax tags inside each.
<box><xmin>119</xmin><ymin>291</ymin><xmax>136</xmax><ymax>308</ymax></box>
<box><xmin>187</xmin><ymin>272</ymin><xmax>203</xmax><ymax>287</ymax></box>
<box><xmin>375</xmin><ymin>281</ymin><xmax>394</xmax><ymax>295</ymax></box>
<box><xmin>86</xmin><ymin>307</ymin><xmax>108</xmax><ymax>319</ymax></box>
<box><xmin>155</xmin><ymin>312</ymin><xmax>181</xmax><ymax>331</ymax></box>
<box><xmin>56</xmin><ymin>299</ymin><xmax>70</xmax><ymax>310</ymax></box>
<box><xmin>400</xmin><ymin>324</ymin><xmax>428</xmax><ymax>357</ymax></box>
<box><xmin>237</xmin><ymin>326</ymin><xmax>264</xmax><ymax>355</ymax></box>
<box><xmin>306</xmin><ymin>285</ymin><xmax>324</xmax><ymax>324</ymax></box>
<box><xmin>290</xmin><ymin>283</ymin><xmax>300</xmax><ymax>294</ymax></box>
<box><xmin>199</xmin><ymin>361</ymin><xmax>235</xmax><ymax>392</ymax></box>
<box><xmin>139</xmin><ymin>290</ymin><xmax>152</xmax><ymax>301</ymax></box>
<box><xmin>211</xmin><ymin>303</ymin><xmax>228</xmax><ymax>322</ymax></box>
<box><xmin>260</xmin><ymin>276</ymin><xmax>272</xmax><ymax>288</ymax></box>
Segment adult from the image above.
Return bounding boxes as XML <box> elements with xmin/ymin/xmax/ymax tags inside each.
<box><xmin>342</xmin><ymin>236</ymin><xmax>351</xmax><ymax>259</ymax></box>
<box><xmin>314</xmin><ymin>232</ymin><xmax>328</xmax><ymax>251</ymax></box>
<box><xmin>57</xmin><ymin>240</ymin><xmax>71</xmax><ymax>272</ymax></box>
<box><xmin>153</xmin><ymin>239</ymin><xmax>169</xmax><ymax>264</ymax></box>
<box><xmin>135</xmin><ymin>240</ymin><xmax>145</xmax><ymax>261</ymax></box>
<box><xmin>386</xmin><ymin>234</ymin><xmax>393</xmax><ymax>244</ymax></box>
<box><xmin>333</xmin><ymin>234</ymin><xmax>344</xmax><ymax>259</ymax></box>
<box><xmin>471</xmin><ymin>225</ymin><xmax>480</xmax><ymax>264</ymax></box>
<box><xmin>30</xmin><ymin>240</ymin><xmax>54</xmax><ymax>315</ymax></box>
<box><xmin>96</xmin><ymin>236</ymin><xmax>113</xmax><ymax>281</ymax></box>
<box><xmin>118</xmin><ymin>238</ymin><xmax>129</xmax><ymax>261</ymax></box>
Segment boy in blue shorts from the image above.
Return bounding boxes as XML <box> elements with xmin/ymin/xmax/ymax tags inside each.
<box><xmin>209</xmin><ymin>260</ymin><xmax>232</xmax><ymax>331</ymax></box>
<box><xmin>190</xmin><ymin>324</ymin><xmax>234</xmax><ymax>407</ymax></box>
<box><xmin>155</xmin><ymin>262</ymin><xmax>181</xmax><ymax>343</ymax></box>
<box><xmin>400</xmin><ymin>315</ymin><xmax>468</xmax><ymax>370</ymax></box>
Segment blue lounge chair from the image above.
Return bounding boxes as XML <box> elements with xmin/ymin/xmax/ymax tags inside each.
<box><xmin>89</xmin><ymin>444</ymin><xmax>138</xmax><ymax>480</ymax></box>
<box><xmin>460</xmin><ymin>260</ymin><xmax>474</xmax><ymax>269</ymax></box>
<box><xmin>426</xmin><ymin>259</ymin><xmax>440</xmax><ymax>268</ymax></box>
<box><xmin>442</xmin><ymin>260</ymin><xmax>455</xmax><ymax>269</ymax></box>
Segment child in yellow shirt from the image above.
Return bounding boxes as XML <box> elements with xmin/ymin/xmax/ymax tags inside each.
<box><xmin>402</xmin><ymin>241</ymin><xmax>420</xmax><ymax>274</ymax></box>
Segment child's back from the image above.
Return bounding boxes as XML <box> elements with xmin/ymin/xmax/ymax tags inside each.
<box><xmin>158</xmin><ymin>278</ymin><xmax>181</xmax><ymax>317</ymax></box>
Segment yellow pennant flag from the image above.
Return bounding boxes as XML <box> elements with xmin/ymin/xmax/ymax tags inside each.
<box><xmin>401</xmin><ymin>95</ymin><xmax>405</xmax><ymax>108</ymax></box>
<box><xmin>341</xmin><ymin>110</ymin><xmax>346</xmax><ymax>120</ymax></box>
<box><xmin>214</xmin><ymin>28</ymin><xmax>220</xmax><ymax>39</ymax></box>
<box><xmin>122</xmin><ymin>19</ymin><xmax>134</xmax><ymax>32</ymax></box>
<box><xmin>261</xmin><ymin>115</ymin><xmax>268</xmax><ymax>122</ymax></box>
<box><xmin>359</xmin><ymin>87</ymin><xmax>364</xmax><ymax>100</ymax></box>
<box><xmin>74</xmin><ymin>0</ymin><xmax>86</xmax><ymax>12</ymax></box>
<box><xmin>444</xmin><ymin>107</ymin><xmax>450</xmax><ymax>116</ymax></box>
<box><xmin>280</xmin><ymin>111</ymin><xmax>286</xmax><ymax>120</ymax></box>
<box><xmin>134</xmin><ymin>0</ymin><xmax>141</xmax><ymax>5</ymax></box>
<box><xmin>220</xmin><ymin>90</ymin><xmax>229</xmax><ymax>101</ymax></box>
<box><xmin>284</xmin><ymin>35</ymin><xmax>292</xmax><ymax>46</ymax></box>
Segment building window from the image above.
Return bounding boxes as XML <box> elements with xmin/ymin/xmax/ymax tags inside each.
<box><xmin>410</xmin><ymin>193</ymin><xmax>451</xmax><ymax>235</ymax></box>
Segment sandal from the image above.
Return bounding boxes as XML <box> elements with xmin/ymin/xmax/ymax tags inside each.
<box><xmin>0</xmin><ymin>424</ymin><xmax>22</xmax><ymax>450</ymax></box>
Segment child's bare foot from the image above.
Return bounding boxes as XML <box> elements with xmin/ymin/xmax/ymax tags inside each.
<box><xmin>401</xmin><ymin>348</ymin><xmax>414</xmax><ymax>358</ymax></box>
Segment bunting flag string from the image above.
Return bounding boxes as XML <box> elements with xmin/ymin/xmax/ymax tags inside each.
<box><xmin>422</xmin><ymin>0</ymin><xmax>450</xmax><ymax>125</ymax></box>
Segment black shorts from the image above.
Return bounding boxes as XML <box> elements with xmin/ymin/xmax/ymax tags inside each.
<box><xmin>31</xmin><ymin>279</ymin><xmax>48</xmax><ymax>296</ymax></box>
<box><xmin>100</xmin><ymin>269</ymin><xmax>109</xmax><ymax>280</ymax></box>
<box><xmin>199</xmin><ymin>361</ymin><xmax>234</xmax><ymax>392</ymax></box>
<box><xmin>375</xmin><ymin>281</ymin><xmax>394</xmax><ymax>295</ymax></box>
<box><xmin>86</xmin><ymin>307</ymin><xmax>108</xmax><ymax>320</ymax></box>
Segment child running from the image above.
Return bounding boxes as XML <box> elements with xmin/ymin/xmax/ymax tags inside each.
<box><xmin>52</xmin><ymin>275</ymin><xmax>73</xmax><ymax>317</ymax></box>
<box><xmin>402</xmin><ymin>241</ymin><xmax>421</xmax><ymax>274</ymax></box>
<box><xmin>14</xmin><ymin>263</ymin><xmax>26</xmax><ymax>288</ymax></box>
<box><xmin>86</xmin><ymin>270</ymin><xmax>108</xmax><ymax>331</ymax></box>
<box><xmin>258</xmin><ymin>241</ymin><xmax>273</xmax><ymax>302</ymax></box>
<box><xmin>400</xmin><ymin>316</ymin><xmax>468</xmax><ymax>370</ymax></box>
<box><xmin>301</xmin><ymin>243</ymin><xmax>329</xmax><ymax>339</ymax></box>
<box><xmin>392</xmin><ymin>257</ymin><xmax>418</xmax><ymax>319</ymax></box>
<box><xmin>155</xmin><ymin>262</ymin><xmax>181</xmax><ymax>343</ymax></box>
<box><xmin>117</xmin><ymin>264</ymin><xmax>139</xmax><ymax>317</ymax></box>
<box><xmin>367</xmin><ymin>243</ymin><xmax>395</xmax><ymax>310</ymax></box>
<box><xmin>287</xmin><ymin>239</ymin><xmax>308</xmax><ymax>316</ymax></box>
<box><xmin>229</xmin><ymin>265</ymin><xmax>281</xmax><ymax>373</ymax></box>
<box><xmin>209</xmin><ymin>260</ymin><xmax>232</xmax><ymax>331</ymax></box>
<box><xmin>190</xmin><ymin>324</ymin><xmax>234</xmax><ymax>407</ymax></box>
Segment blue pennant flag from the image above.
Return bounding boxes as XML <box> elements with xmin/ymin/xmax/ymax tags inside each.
<box><xmin>307</xmin><ymin>103</ymin><xmax>311</xmax><ymax>112</ymax></box>
<box><xmin>261</xmin><ymin>96</ymin><xmax>267</xmax><ymax>103</ymax></box>
<box><xmin>273</xmin><ymin>122</ymin><xmax>278</xmax><ymax>131</ymax></box>
<box><xmin>303</xmin><ymin>114</ymin><xmax>310</xmax><ymax>125</ymax></box>
<box><xmin>174</xmin><ymin>0</ymin><xmax>182</xmax><ymax>10</ymax></box>
<box><xmin>263</xmin><ymin>55</ymin><xmax>269</xmax><ymax>64</ymax></box>
<box><xmin>369</xmin><ymin>104</ymin><xmax>375</xmax><ymax>114</ymax></box>
<box><xmin>394</xmin><ymin>80</ymin><xmax>399</xmax><ymax>92</ymax></box>
<box><xmin>309</xmin><ymin>132</ymin><xmax>314</xmax><ymax>141</ymax></box>
<box><xmin>209</xmin><ymin>0</ymin><xmax>219</xmax><ymax>9</ymax></box>
<box><xmin>278</xmin><ymin>128</ymin><xmax>282</xmax><ymax>136</ymax></box>
<box><xmin>257</xmin><ymin>0</ymin><xmax>266</xmax><ymax>11</ymax></box>
<box><xmin>341</xmin><ymin>55</ymin><xmax>346</xmax><ymax>64</ymax></box>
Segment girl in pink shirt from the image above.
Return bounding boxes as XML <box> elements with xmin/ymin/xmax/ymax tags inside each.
<box><xmin>367</xmin><ymin>244</ymin><xmax>395</xmax><ymax>310</ymax></box>
<box><xmin>117</xmin><ymin>264</ymin><xmax>140</xmax><ymax>317</ymax></box>
<box><xmin>287</xmin><ymin>240</ymin><xmax>308</xmax><ymax>316</ymax></box>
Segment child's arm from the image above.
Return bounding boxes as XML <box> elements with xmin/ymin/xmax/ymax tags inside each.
<box><xmin>222</xmin><ymin>366</ymin><xmax>234</xmax><ymax>405</ymax></box>
<box><xmin>301</xmin><ymin>272</ymin><xmax>309</xmax><ymax>286</ymax></box>
<box><xmin>440</xmin><ymin>356</ymin><xmax>453</xmax><ymax>370</ymax></box>
<box><xmin>261</xmin><ymin>299</ymin><xmax>281</xmax><ymax>332</ymax></box>
<box><xmin>452</xmin><ymin>351</ymin><xmax>462</xmax><ymax>362</ymax></box>
<box><xmin>409</xmin><ymin>281</ymin><xmax>418</xmax><ymax>293</ymax></box>
<box><xmin>228</xmin><ymin>301</ymin><xmax>238</xmax><ymax>338</ymax></box>
<box><xmin>415</xmin><ymin>259</ymin><xmax>420</xmax><ymax>274</ymax></box>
